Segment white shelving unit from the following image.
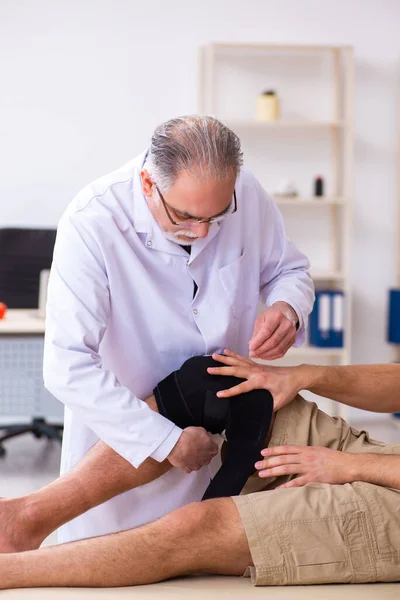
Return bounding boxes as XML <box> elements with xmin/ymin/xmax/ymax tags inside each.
<box><xmin>393</xmin><ymin>98</ymin><xmax>400</xmax><ymax>365</ymax></box>
<box><xmin>272</xmin><ymin>196</ymin><xmax>348</xmax><ymax>206</ymax></box>
<box><xmin>223</xmin><ymin>119</ymin><xmax>345</xmax><ymax>129</ymax></box>
<box><xmin>198</xmin><ymin>43</ymin><xmax>354</xmax><ymax>372</ymax></box>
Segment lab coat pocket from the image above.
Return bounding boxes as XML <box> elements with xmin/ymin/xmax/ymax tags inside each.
<box><xmin>218</xmin><ymin>249</ymin><xmax>258</xmax><ymax>319</ymax></box>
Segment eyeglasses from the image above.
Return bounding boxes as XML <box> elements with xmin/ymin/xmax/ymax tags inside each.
<box><xmin>154</xmin><ymin>184</ymin><xmax>237</xmax><ymax>227</ymax></box>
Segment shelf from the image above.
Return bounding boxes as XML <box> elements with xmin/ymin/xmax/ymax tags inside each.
<box><xmin>254</xmin><ymin>346</ymin><xmax>345</xmax><ymax>362</ymax></box>
<box><xmin>287</xmin><ymin>346</ymin><xmax>345</xmax><ymax>357</ymax></box>
<box><xmin>211</xmin><ymin>43</ymin><xmax>351</xmax><ymax>53</ymax></box>
<box><xmin>310</xmin><ymin>271</ymin><xmax>345</xmax><ymax>282</ymax></box>
<box><xmin>224</xmin><ymin>119</ymin><xmax>344</xmax><ymax>130</ymax></box>
<box><xmin>272</xmin><ymin>196</ymin><xmax>347</xmax><ymax>206</ymax></box>
<box><xmin>199</xmin><ymin>43</ymin><xmax>353</xmax><ymax>363</ymax></box>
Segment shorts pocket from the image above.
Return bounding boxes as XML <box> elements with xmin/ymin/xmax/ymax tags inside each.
<box><xmin>293</xmin><ymin>547</ymin><xmax>349</xmax><ymax>584</ymax></box>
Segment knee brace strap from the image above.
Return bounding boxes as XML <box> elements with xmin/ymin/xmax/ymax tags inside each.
<box><xmin>153</xmin><ymin>356</ymin><xmax>273</xmax><ymax>499</ymax></box>
<box><xmin>202</xmin><ymin>387</ymin><xmax>272</xmax><ymax>500</ymax></box>
<box><xmin>154</xmin><ymin>356</ymin><xmax>241</xmax><ymax>433</ymax></box>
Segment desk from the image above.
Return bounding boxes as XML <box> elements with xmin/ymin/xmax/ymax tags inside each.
<box><xmin>0</xmin><ymin>309</ymin><xmax>46</xmax><ymax>334</ymax></box>
<box><xmin>0</xmin><ymin>309</ymin><xmax>64</xmax><ymax>422</ymax></box>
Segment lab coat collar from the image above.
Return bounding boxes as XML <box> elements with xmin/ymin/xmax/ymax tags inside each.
<box><xmin>188</xmin><ymin>222</ymin><xmax>221</xmax><ymax>262</ymax></box>
<box><xmin>131</xmin><ymin>154</ymin><xmax>186</xmax><ymax>256</ymax></box>
<box><xmin>144</xmin><ymin>208</ymin><xmax>221</xmax><ymax>260</ymax></box>
<box><xmin>132</xmin><ymin>151</ymin><xmax>151</xmax><ymax>235</ymax></box>
<box><xmin>131</xmin><ymin>151</ymin><xmax>221</xmax><ymax>259</ymax></box>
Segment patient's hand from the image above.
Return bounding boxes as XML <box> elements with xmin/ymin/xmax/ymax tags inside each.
<box><xmin>255</xmin><ymin>445</ymin><xmax>362</xmax><ymax>487</ymax></box>
<box><xmin>207</xmin><ymin>349</ymin><xmax>303</xmax><ymax>412</ymax></box>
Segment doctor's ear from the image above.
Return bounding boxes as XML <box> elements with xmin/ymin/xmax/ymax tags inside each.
<box><xmin>140</xmin><ymin>170</ymin><xmax>154</xmax><ymax>197</ymax></box>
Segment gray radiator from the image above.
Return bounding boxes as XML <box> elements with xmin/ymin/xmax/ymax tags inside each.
<box><xmin>0</xmin><ymin>337</ymin><xmax>64</xmax><ymax>420</ymax></box>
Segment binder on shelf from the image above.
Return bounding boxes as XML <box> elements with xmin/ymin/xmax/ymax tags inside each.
<box><xmin>387</xmin><ymin>291</ymin><xmax>400</xmax><ymax>421</ymax></box>
<box><xmin>308</xmin><ymin>290</ymin><xmax>344</xmax><ymax>348</ymax></box>
<box><xmin>387</xmin><ymin>289</ymin><xmax>400</xmax><ymax>344</ymax></box>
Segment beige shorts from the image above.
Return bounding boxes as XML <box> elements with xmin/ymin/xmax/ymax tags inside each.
<box><xmin>233</xmin><ymin>395</ymin><xmax>400</xmax><ymax>586</ymax></box>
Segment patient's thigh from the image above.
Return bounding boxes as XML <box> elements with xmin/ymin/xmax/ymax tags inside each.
<box><xmin>242</xmin><ymin>394</ymin><xmax>390</xmax><ymax>494</ymax></box>
<box><xmin>234</xmin><ymin>480</ymin><xmax>400</xmax><ymax>585</ymax></box>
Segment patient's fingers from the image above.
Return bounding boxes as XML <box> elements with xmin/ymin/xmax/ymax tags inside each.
<box><xmin>211</xmin><ymin>350</ymin><xmax>253</xmax><ymax>366</ymax></box>
<box><xmin>255</xmin><ymin>454</ymin><xmax>302</xmax><ymax>471</ymax></box>
<box><xmin>257</xmin><ymin>463</ymin><xmax>305</xmax><ymax>478</ymax></box>
<box><xmin>216</xmin><ymin>381</ymin><xmax>254</xmax><ymax>398</ymax></box>
<box><xmin>222</xmin><ymin>349</ymin><xmax>254</xmax><ymax>364</ymax></box>
<box><xmin>277</xmin><ymin>476</ymin><xmax>308</xmax><ymax>489</ymax></box>
<box><xmin>211</xmin><ymin>354</ymin><xmax>237</xmax><ymax>366</ymax></box>
<box><xmin>211</xmin><ymin>353</ymin><xmax>243</xmax><ymax>366</ymax></box>
<box><xmin>261</xmin><ymin>445</ymin><xmax>303</xmax><ymax>457</ymax></box>
<box><xmin>207</xmin><ymin>365</ymin><xmax>250</xmax><ymax>381</ymax></box>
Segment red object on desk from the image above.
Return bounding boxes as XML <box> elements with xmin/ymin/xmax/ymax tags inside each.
<box><xmin>0</xmin><ymin>303</ymin><xmax>7</xmax><ymax>320</ymax></box>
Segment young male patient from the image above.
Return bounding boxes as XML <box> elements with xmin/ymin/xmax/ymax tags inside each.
<box><xmin>0</xmin><ymin>350</ymin><xmax>399</xmax><ymax>588</ymax></box>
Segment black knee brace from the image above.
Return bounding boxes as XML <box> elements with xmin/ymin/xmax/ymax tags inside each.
<box><xmin>153</xmin><ymin>356</ymin><xmax>273</xmax><ymax>500</ymax></box>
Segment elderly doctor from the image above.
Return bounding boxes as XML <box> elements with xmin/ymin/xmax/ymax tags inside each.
<box><xmin>43</xmin><ymin>115</ymin><xmax>315</xmax><ymax>544</ymax></box>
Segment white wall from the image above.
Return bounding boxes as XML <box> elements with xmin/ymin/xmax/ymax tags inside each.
<box><xmin>1</xmin><ymin>0</ymin><xmax>399</xmax><ymax>368</ymax></box>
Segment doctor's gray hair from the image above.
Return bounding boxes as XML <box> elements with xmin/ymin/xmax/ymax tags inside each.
<box><xmin>146</xmin><ymin>115</ymin><xmax>243</xmax><ymax>192</ymax></box>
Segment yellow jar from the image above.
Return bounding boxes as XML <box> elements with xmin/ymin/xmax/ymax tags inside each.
<box><xmin>256</xmin><ymin>90</ymin><xmax>280</xmax><ymax>121</ymax></box>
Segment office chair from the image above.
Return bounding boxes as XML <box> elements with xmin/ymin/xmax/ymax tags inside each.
<box><xmin>0</xmin><ymin>227</ymin><xmax>63</xmax><ymax>456</ymax></box>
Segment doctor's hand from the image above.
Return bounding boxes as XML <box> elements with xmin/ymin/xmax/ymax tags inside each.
<box><xmin>208</xmin><ymin>349</ymin><xmax>303</xmax><ymax>412</ymax></box>
<box><xmin>167</xmin><ymin>427</ymin><xmax>218</xmax><ymax>474</ymax></box>
<box><xmin>249</xmin><ymin>302</ymin><xmax>298</xmax><ymax>360</ymax></box>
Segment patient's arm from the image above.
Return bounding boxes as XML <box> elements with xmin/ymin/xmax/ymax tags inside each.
<box><xmin>303</xmin><ymin>363</ymin><xmax>400</xmax><ymax>414</ymax></box>
<box><xmin>353</xmin><ymin>453</ymin><xmax>400</xmax><ymax>488</ymax></box>
<box><xmin>210</xmin><ymin>350</ymin><xmax>400</xmax><ymax>414</ymax></box>
<box><xmin>255</xmin><ymin>444</ymin><xmax>400</xmax><ymax>489</ymax></box>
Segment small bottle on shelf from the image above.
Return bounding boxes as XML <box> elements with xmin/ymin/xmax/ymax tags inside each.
<box><xmin>314</xmin><ymin>175</ymin><xmax>324</xmax><ymax>197</ymax></box>
<box><xmin>256</xmin><ymin>90</ymin><xmax>280</xmax><ymax>122</ymax></box>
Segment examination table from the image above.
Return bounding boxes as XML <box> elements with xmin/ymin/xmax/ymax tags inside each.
<box><xmin>1</xmin><ymin>576</ymin><xmax>398</xmax><ymax>598</ymax></box>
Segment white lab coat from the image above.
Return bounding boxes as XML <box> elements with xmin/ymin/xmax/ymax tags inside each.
<box><xmin>43</xmin><ymin>151</ymin><xmax>314</xmax><ymax>543</ymax></box>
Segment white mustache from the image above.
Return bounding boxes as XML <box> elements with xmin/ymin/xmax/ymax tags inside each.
<box><xmin>175</xmin><ymin>230</ymin><xmax>198</xmax><ymax>239</ymax></box>
<box><xmin>162</xmin><ymin>230</ymin><xmax>198</xmax><ymax>245</ymax></box>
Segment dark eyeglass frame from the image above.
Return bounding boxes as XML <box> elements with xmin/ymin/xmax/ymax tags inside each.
<box><xmin>154</xmin><ymin>184</ymin><xmax>237</xmax><ymax>227</ymax></box>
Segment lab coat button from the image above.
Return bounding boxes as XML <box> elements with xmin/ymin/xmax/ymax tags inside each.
<box><xmin>147</xmin><ymin>240</ymin><xmax>152</xmax><ymax>247</ymax></box>
<box><xmin>193</xmin><ymin>308</ymin><xmax>198</xmax><ymax>315</ymax></box>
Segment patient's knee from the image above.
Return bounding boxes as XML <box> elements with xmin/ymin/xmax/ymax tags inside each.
<box><xmin>167</xmin><ymin>498</ymin><xmax>234</xmax><ymax>539</ymax></box>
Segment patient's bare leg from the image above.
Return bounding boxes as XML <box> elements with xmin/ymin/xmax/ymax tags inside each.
<box><xmin>0</xmin><ymin>498</ymin><xmax>252</xmax><ymax>589</ymax></box>
<box><xmin>0</xmin><ymin>395</ymin><xmax>171</xmax><ymax>553</ymax></box>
